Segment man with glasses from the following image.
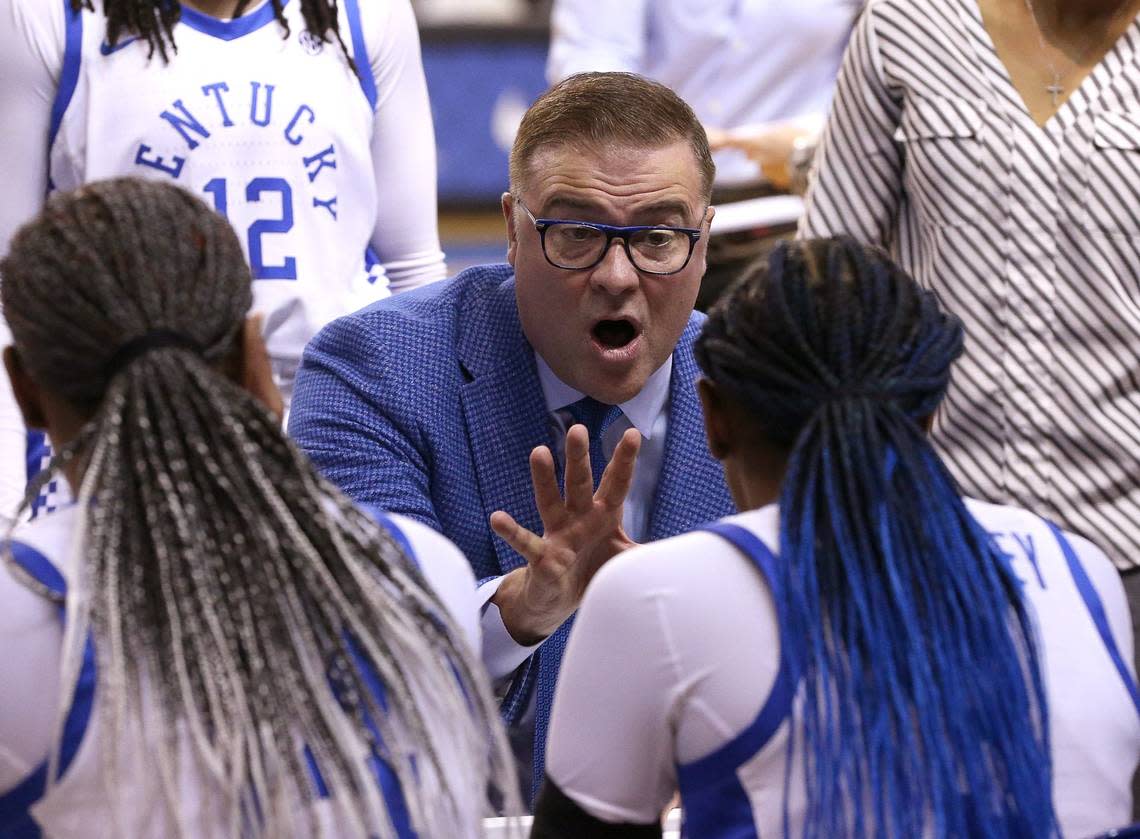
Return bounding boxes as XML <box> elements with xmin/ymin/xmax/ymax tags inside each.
<box><xmin>289</xmin><ymin>71</ymin><xmax>735</xmax><ymax>804</ymax></box>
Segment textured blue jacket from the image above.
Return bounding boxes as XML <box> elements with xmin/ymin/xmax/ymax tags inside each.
<box><xmin>289</xmin><ymin>263</ymin><xmax>735</xmax><ymax>790</ymax></box>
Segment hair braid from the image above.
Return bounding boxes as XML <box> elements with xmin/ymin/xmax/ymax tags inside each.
<box><xmin>695</xmin><ymin>237</ymin><xmax>1057</xmax><ymax>838</ymax></box>
<box><xmin>76</xmin><ymin>0</ymin><xmax>357</xmax><ymax>71</ymax></box>
<box><xmin>2</xmin><ymin>178</ymin><xmax>521</xmax><ymax>837</ymax></box>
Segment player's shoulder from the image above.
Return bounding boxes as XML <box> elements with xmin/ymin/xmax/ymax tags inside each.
<box><xmin>384</xmin><ymin>513</ymin><xmax>474</xmax><ymax>585</ymax></box>
<box><xmin>966</xmin><ymin>497</ymin><xmax>1119</xmax><ymax>581</ymax></box>
<box><xmin>311</xmin><ymin>263</ymin><xmax>513</xmax><ymax>353</ymax></box>
<box><xmin>591</xmin><ymin>506</ymin><xmax>780</xmax><ymax>601</ymax></box>
<box><xmin>1</xmin><ymin>505</ymin><xmax>82</xmax><ymax>597</ymax></box>
<box><xmin>965</xmin><ymin>497</ymin><xmax>1053</xmax><ymax>536</ymax></box>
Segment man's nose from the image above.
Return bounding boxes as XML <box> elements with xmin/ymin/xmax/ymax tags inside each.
<box><xmin>589</xmin><ymin>238</ymin><xmax>640</xmax><ymax>294</ymax></box>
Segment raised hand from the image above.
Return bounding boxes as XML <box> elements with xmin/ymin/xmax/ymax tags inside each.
<box><xmin>489</xmin><ymin>424</ymin><xmax>641</xmax><ymax>645</ymax></box>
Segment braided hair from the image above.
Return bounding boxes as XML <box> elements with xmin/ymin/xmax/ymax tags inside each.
<box><xmin>1</xmin><ymin>177</ymin><xmax>520</xmax><ymax>837</ymax></box>
<box><xmin>694</xmin><ymin>237</ymin><xmax>1057</xmax><ymax>838</ymax></box>
<box><xmin>71</xmin><ymin>0</ymin><xmax>354</xmax><ymax>66</ymax></box>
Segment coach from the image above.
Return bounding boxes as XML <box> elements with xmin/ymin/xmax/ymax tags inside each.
<box><xmin>288</xmin><ymin>71</ymin><xmax>735</xmax><ymax>799</ymax></box>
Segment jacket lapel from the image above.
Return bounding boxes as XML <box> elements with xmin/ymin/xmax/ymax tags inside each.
<box><xmin>457</xmin><ymin>272</ymin><xmax>552</xmax><ymax>576</ymax></box>
<box><xmin>647</xmin><ymin>318</ymin><xmax>736</xmax><ymax>540</ymax></box>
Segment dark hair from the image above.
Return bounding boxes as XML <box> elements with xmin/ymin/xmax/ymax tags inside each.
<box><xmin>72</xmin><ymin>0</ymin><xmax>354</xmax><ymax>67</ymax></box>
<box><xmin>510</xmin><ymin>71</ymin><xmax>715</xmax><ymax>201</ymax></box>
<box><xmin>695</xmin><ymin>237</ymin><xmax>1057</xmax><ymax>838</ymax></box>
<box><xmin>1</xmin><ymin>177</ymin><xmax>519</xmax><ymax>835</ymax></box>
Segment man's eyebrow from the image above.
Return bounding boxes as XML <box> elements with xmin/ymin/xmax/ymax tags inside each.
<box><xmin>541</xmin><ymin>197</ymin><xmax>698</xmax><ymax>224</ymax></box>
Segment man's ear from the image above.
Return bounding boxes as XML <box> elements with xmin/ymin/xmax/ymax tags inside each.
<box><xmin>697</xmin><ymin>377</ymin><xmax>733</xmax><ymax>461</ymax></box>
<box><xmin>238</xmin><ymin>316</ymin><xmax>285</xmax><ymax>423</ymax></box>
<box><xmin>502</xmin><ymin>191</ymin><xmax>519</xmax><ymax>267</ymax></box>
<box><xmin>3</xmin><ymin>346</ymin><xmax>47</xmax><ymax>430</ymax></box>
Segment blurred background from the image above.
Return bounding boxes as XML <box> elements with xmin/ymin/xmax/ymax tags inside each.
<box><xmin>413</xmin><ymin>0</ymin><xmax>554</xmax><ymax>273</ymax></box>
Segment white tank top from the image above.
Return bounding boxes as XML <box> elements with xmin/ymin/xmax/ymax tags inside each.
<box><xmin>546</xmin><ymin>500</ymin><xmax>1140</xmax><ymax>837</ymax></box>
<box><xmin>48</xmin><ymin>0</ymin><xmax>382</xmax><ymax>378</ymax></box>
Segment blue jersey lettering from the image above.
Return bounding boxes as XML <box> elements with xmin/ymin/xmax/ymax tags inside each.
<box><xmin>284</xmin><ymin>104</ymin><xmax>316</xmax><ymax>146</ymax></box>
<box><xmin>135</xmin><ymin>144</ymin><xmax>186</xmax><ymax>179</ymax></box>
<box><xmin>250</xmin><ymin>82</ymin><xmax>276</xmax><ymax>127</ymax></box>
<box><xmin>303</xmin><ymin>145</ymin><xmax>337</xmax><ymax>183</ymax></box>
<box><xmin>201</xmin><ymin>82</ymin><xmax>235</xmax><ymax>128</ymax></box>
<box><xmin>160</xmin><ymin>100</ymin><xmax>211</xmax><ymax>150</ymax></box>
<box><xmin>313</xmin><ymin>195</ymin><xmax>338</xmax><ymax>220</ymax></box>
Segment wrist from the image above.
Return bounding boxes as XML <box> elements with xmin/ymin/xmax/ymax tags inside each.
<box><xmin>491</xmin><ymin>567</ymin><xmax>566</xmax><ymax>646</ymax></box>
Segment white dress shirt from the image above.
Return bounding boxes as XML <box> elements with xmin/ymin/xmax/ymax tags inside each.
<box><xmin>478</xmin><ymin>353</ymin><xmax>673</xmax><ymax>683</ymax></box>
<box><xmin>547</xmin><ymin>0</ymin><xmax>861</xmax><ymax>185</ymax></box>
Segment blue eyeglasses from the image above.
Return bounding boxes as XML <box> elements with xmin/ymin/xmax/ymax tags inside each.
<box><xmin>517</xmin><ymin>199</ymin><xmax>703</xmax><ymax>275</ymax></box>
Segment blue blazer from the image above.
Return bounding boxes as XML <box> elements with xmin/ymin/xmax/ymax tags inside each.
<box><xmin>290</xmin><ymin>263</ymin><xmax>735</xmax><ymax>583</ymax></box>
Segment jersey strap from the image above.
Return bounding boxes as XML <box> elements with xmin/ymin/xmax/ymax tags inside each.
<box><xmin>675</xmin><ymin>522</ymin><xmax>798</xmax><ymax>839</ymax></box>
<box><xmin>47</xmin><ymin>0</ymin><xmax>83</xmax><ymax>156</ymax></box>
<box><xmin>343</xmin><ymin>0</ymin><xmax>379</xmax><ymax>110</ymax></box>
<box><xmin>0</xmin><ymin>543</ymin><xmax>98</xmax><ymax>839</ymax></box>
<box><xmin>1047</xmin><ymin>520</ymin><xmax>1140</xmax><ymax>717</ymax></box>
<box><xmin>303</xmin><ymin>628</ymin><xmax>419</xmax><ymax>839</ymax></box>
<box><xmin>357</xmin><ymin>505</ymin><xmax>419</xmax><ymax>571</ymax></box>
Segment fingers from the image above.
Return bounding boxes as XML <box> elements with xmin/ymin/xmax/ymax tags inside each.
<box><xmin>563</xmin><ymin>424</ymin><xmax>595</xmax><ymax>511</ymax></box>
<box><xmin>490</xmin><ymin>510</ymin><xmax>545</xmax><ymax>564</ymax></box>
<box><xmin>597</xmin><ymin>428</ymin><xmax>641</xmax><ymax>509</ymax></box>
<box><xmin>529</xmin><ymin>445</ymin><xmax>563</xmax><ymax>528</ymax></box>
<box><xmin>704</xmin><ymin>127</ymin><xmax>730</xmax><ymax>149</ymax></box>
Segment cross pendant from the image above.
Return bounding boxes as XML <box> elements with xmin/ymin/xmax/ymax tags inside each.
<box><xmin>1046</xmin><ymin>77</ymin><xmax>1064</xmax><ymax>106</ymax></box>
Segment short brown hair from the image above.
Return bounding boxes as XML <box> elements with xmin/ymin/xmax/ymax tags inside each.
<box><xmin>509</xmin><ymin>72</ymin><xmax>715</xmax><ymax>201</ymax></box>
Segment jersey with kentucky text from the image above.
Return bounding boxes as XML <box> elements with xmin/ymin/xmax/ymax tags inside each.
<box><xmin>43</xmin><ymin>0</ymin><xmax>442</xmax><ymax>390</ymax></box>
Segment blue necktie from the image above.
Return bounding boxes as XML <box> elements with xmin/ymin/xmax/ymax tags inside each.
<box><xmin>528</xmin><ymin>396</ymin><xmax>623</xmax><ymax>802</ymax></box>
<box><xmin>565</xmin><ymin>396</ymin><xmax>623</xmax><ymax>490</ymax></box>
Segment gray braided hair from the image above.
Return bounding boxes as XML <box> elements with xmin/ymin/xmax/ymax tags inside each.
<box><xmin>1</xmin><ymin>177</ymin><xmax>521</xmax><ymax>837</ymax></box>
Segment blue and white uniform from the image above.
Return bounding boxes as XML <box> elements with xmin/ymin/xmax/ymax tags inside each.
<box><xmin>0</xmin><ymin>0</ymin><xmax>445</xmax><ymax>519</ymax></box>
<box><xmin>545</xmin><ymin>499</ymin><xmax>1140</xmax><ymax>838</ymax></box>
<box><xmin>0</xmin><ymin>505</ymin><xmax>482</xmax><ymax>838</ymax></box>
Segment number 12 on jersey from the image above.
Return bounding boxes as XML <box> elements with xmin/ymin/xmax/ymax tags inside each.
<box><xmin>204</xmin><ymin>177</ymin><xmax>298</xmax><ymax>280</ymax></box>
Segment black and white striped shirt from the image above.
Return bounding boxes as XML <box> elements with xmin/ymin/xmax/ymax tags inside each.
<box><xmin>801</xmin><ymin>0</ymin><xmax>1140</xmax><ymax>570</ymax></box>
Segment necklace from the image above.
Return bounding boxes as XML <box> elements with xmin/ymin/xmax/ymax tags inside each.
<box><xmin>1021</xmin><ymin>0</ymin><xmax>1137</xmax><ymax>106</ymax></box>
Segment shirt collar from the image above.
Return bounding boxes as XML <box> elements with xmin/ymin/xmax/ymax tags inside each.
<box><xmin>534</xmin><ymin>351</ymin><xmax>673</xmax><ymax>440</ymax></box>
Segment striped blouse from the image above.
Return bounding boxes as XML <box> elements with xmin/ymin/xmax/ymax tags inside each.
<box><xmin>801</xmin><ymin>0</ymin><xmax>1140</xmax><ymax>570</ymax></box>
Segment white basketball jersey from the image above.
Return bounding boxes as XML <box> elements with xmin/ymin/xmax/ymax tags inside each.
<box><xmin>682</xmin><ymin>500</ymin><xmax>1140</xmax><ymax>838</ymax></box>
<box><xmin>48</xmin><ymin>0</ymin><xmax>384</xmax><ymax>381</ymax></box>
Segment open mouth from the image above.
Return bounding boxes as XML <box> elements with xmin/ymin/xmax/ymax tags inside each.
<box><xmin>592</xmin><ymin>318</ymin><xmax>639</xmax><ymax>350</ymax></box>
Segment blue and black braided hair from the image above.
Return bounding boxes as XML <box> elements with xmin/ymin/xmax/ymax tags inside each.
<box><xmin>694</xmin><ymin>236</ymin><xmax>1057</xmax><ymax>838</ymax></box>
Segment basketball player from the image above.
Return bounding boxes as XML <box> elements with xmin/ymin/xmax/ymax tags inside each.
<box><xmin>0</xmin><ymin>0</ymin><xmax>445</xmax><ymax>520</ymax></box>
<box><xmin>0</xmin><ymin>177</ymin><xmax>518</xmax><ymax>838</ymax></box>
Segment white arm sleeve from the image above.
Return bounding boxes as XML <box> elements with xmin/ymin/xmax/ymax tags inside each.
<box><xmin>544</xmin><ymin>545</ymin><xmax>680</xmax><ymax>824</ymax></box>
<box><xmin>798</xmin><ymin>2</ymin><xmax>904</xmax><ymax>246</ymax></box>
<box><xmin>0</xmin><ymin>0</ymin><xmax>64</xmax><ymax>523</ymax></box>
<box><xmin>363</xmin><ymin>0</ymin><xmax>446</xmax><ymax>292</ymax></box>
<box><xmin>546</xmin><ymin>0</ymin><xmax>649</xmax><ymax>82</ymax></box>
<box><xmin>475</xmin><ymin>576</ymin><xmax>541</xmax><ymax>684</ymax></box>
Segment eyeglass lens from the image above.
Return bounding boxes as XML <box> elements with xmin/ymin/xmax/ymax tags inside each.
<box><xmin>544</xmin><ymin>223</ymin><xmax>690</xmax><ymax>272</ymax></box>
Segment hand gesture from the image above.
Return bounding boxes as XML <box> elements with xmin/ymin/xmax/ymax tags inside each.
<box><xmin>489</xmin><ymin>424</ymin><xmax>641</xmax><ymax>645</ymax></box>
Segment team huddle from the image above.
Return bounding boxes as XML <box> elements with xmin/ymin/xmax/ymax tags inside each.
<box><xmin>2</xmin><ymin>1</ymin><xmax>1140</xmax><ymax>838</ymax></box>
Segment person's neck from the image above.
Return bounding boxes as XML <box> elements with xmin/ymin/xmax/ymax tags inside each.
<box><xmin>180</xmin><ymin>0</ymin><xmax>247</xmax><ymax>19</ymax></box>
<box><xmin>1031</xmin><ymin>0</ymin><xmax>1136</xmax><ymax>30</ymax></box>
<box><xmin>723</xmin><ymin>447</ymin><xmax>787</xmax><ymax>513</ymax></box>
